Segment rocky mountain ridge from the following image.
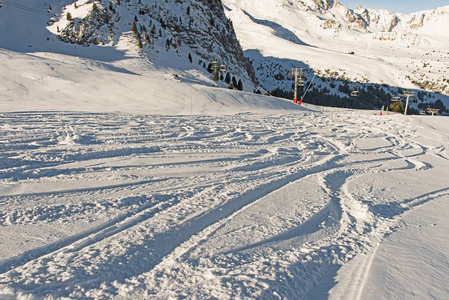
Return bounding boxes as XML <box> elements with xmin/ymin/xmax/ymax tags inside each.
<box><xmin>49</xmin><ymin>0</ymin><xmax>256</xmax><ymax>87</ymax></box>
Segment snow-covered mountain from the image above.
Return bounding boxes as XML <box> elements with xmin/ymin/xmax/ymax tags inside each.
<box><xmin>0</xmin><ymin>0</ymin><xmax>257</xmax><ymax>95</ymax></box>
<box><xmin>54</xmin><ymin>0</ymin><xmax>255</xmax><ymax>82</ymax></box>
<box><xmin>223</xmin><ymin>0</ymin><xmax>449</xmax><ymax>111</ymax></box>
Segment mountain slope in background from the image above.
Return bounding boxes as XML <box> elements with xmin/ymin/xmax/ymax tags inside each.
<box><xmin>0</xmin><ymin>0</ymin><xmax>258</xmax><ymax>108</ymax></box>
<box><xmin>223</xmin><ymin>0</ymin><xmax>449</xmax><ymax>113</ymax></box>
<box><xmin>1</xmin><ymin>0</ymin><xmax>448</xmax><ymax>114</ymax></box>
<box><xmin>50</xmin><ymin>0</ymin><xmax>256</xmax><ymax>83</ymax></box>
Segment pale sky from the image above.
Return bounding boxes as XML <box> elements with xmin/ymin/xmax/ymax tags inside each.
<box><xmin>340</xmin><ymin>0</ymin><xmax>449</xmax><ymax>13</ymax></box>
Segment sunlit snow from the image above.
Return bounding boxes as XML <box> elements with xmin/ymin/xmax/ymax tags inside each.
<box><xmin>1</xmin><ymin>0</ymin><xmax>449</xmax><ymax>299</ymax></box>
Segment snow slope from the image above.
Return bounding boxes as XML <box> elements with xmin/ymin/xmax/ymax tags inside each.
<box><xmin>1</xmin><ymin>1</ymin><xmax>449</xmax><ymax>299</ymax></box>
<box><xmin>0</xmin><ymin>48</ymin><xmax>289</xmax><ymax>115</ymax></box>
<box><xmin>0</xmin><ymin>0</ymin><xmax>287</xmax><ymax>115</ymax></box>
<box><xmin>223</xmin><ymin>0</ymin><xmax>449</xmax><ymax>99</ymax></box>
<box><xmin>0</xmin><ymin>0</ymin><xmax>293</xmax><ymax>115</ymax></box>
<box><xmin>1</xmin><ymin>107</ymin><xmax>448</xmax><ymax>299</ymax></box>
<box><xmin>0</xmin><ymin>0</ymin><xmax>257</xmax><ymax>96</ymax></box>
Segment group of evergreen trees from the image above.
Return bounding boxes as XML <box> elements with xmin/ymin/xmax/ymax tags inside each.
<box><xmin>130</xmin><ymin>4</ymin><xmax>247</xmax><ymax>92</ymax></box>
<box><xmin>132</xmin><ymin>16</ymin><xmax>158</xmax><ymax>49</ymax></box>
<box><xmin>418</xmin><ymin>100</ymin><xmax>448</xmax><ymax>115</ymax></box>
<box><xmin>269</xmin><ymin>78</ymin><xmax>447</xmax><ymax>115</ymax></box>
<box><xmin>203</xmin><ymin>62</ymin><xmax>243</xmax><ymax>90</ymax></box>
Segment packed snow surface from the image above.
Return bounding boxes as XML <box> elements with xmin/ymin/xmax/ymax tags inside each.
<box><xmin>1</xmin><ymin>103</ymin><xmax>448</xmax><ymax>299</ymax></box>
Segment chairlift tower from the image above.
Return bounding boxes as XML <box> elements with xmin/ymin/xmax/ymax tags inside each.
<box><xmin>426</xmin><ymin>107</ymin><xmax>440</xmax><ymax>116</ymax></box>
<box><xmin>402</xmin><ymin>91</ymin><xmax>415</xmax><ymax>115</ymax></box>
<box><xmin>288</xmin><ymin>68</ymin><xmax>304</xmax><ymax>103</ymax></box>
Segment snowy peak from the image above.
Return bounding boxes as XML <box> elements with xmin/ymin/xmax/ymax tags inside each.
<box><xmin>300</xmin><ymin>0</ymin><xmax>336</xmax><ymax>11</ymax></box>
<box><xmin>353</xmin><ymin>7</ymin><xmax>397</xmax><ymax>32</ymax></box>
<box><xmin>263</xmin><ymin>0</ymin><xmax>449</xmax><ymax>36</ymax></box>
<box><xmin>403</xmin><ymin>6</ymin><xmax>449</xmax><ymax>37</ymax></box>
<box><xmin>352</xmin><ymin>5</ymin><xmax>449</xmax><ymax>36</ymax></box>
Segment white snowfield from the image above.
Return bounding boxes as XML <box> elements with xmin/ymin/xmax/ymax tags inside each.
<box><xmin>1</xmin><ymin>60</ymin><xmax>449</xmax><ymax>298</ymax></box>
<box><xmin>0</xmin><ymin>1</ymin><xmax>449</xmax><ymax>299</ymax></box>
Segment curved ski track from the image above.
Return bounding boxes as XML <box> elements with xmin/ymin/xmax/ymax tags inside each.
<box><xmin>0</xmin><ymin>111</ymin><xmax>448</xmax><ymax>299</ymax></box>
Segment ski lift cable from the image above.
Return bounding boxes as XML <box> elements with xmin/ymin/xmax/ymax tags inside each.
<box><xmin>3</xmin><ymin>1</ymin><xmax>52</xmax><ymax>16</ymax></box>
<box><xmin>301</xmin><ymin>74</ymin><xmax>316</xmax><ymax>101</ymax></box>
<box><xmin>3</xmin><ymin>0</ymin><xmax>48</xmax><ymax>13</ymax></box>
<box><xmin>2</xmin><ymin>2</ymin><xmax>50</xmax><ymax>17</ymax></box>
<box><xmin>1</xmin><ymin>0</ymin><xmax>52</xmax><ymax>17</ymax></box>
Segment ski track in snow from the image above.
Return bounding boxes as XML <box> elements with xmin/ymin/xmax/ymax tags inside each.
<box><xmin>0</xmin><ymin>111</ymin><xmax>448</xmax><ymax>299</ymax></box>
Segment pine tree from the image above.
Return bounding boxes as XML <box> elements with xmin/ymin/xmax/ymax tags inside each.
<box><xmin>66</xmin><ymin>12</ymin><xmax>73</xmax><ymax>21</ymax></box>
<box><xmin>117</xmin><ymin>0</ymin><xmax>121</xmax><ymax>5</ymax></box>
<box><xmin>188</xmin><ymin>53</ymin><xmax>192</xmax><ymax>63</ymax></box>
<box><xmin>207</xmin><ymin>63</ymin><xmax>213</xmax><ymax>73</ymax></box>
<box><xmin>390</xmin><ymin>101</ymin><xmax>404</xmax><ymax>113</ymax></box>
<box><xmin>225</xmin><ymin>73</ymin><xmax>231</xmax><ymax>84</ymax></box>
<box><xmin>132</xmin><ymin>22</ymin><xmax>138</xmax><ymax>34</ymax></box>
<box><xmin>165</xmin><ymin>39</ymin><xmax>171</xmax><ymax>51</ymax></box>
<box><xmin>228</xmin><ymin>82</ymin><xmax>233</xmax><ymax>89</ymax></box>
<box><xmin>237</xmin><ymin>79</ymin><xmax>243</xmax><ymax>91</ymax></box>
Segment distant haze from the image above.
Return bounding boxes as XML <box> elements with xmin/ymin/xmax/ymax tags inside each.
<box><xmin>341</xmin><ymin>0</ymin><xmax>448</xmax><ymax>13</ymax></box>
